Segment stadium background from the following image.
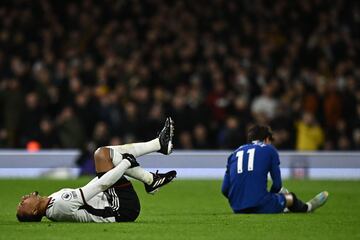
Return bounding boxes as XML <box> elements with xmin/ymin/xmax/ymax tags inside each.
<box><xmin>0</xmin><ymin>1</ymin><xmax>359</xmax><ymax>239</ymax></box>
<box><xmin>0</xmin><ymin>0</ymin><xmax>359</xmax><ymax>152</ymax></box>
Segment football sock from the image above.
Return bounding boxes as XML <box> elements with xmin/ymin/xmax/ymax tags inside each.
<box><xmin>125</xmin><ymin>167</ymin><xmax>153</xmax><ymax>185</ymax></box>
<box><xmin>110</xmin><ymin>148</ymin><xmax>125</xmax><ymax>166</ymax></box>
<box><xmin>109</xmin><ymin>139</ymin><xmax>160</xmax><ymax>159</ymax></box>
<box><xmin>288</xmin><ymin>192</ymin><xmax>309</xmax><ymax>213</ymax></box>
<box><xmin>108</xmin><ymin>142</ymin><xmax>156</xmax><ymax>185</ymax></box>
<box><xmin>306</xmin><ymin>203</ymin><xmax>312</xmax><ymax>212</ymax></box>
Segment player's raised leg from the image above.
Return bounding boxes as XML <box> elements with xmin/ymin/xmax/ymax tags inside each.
<box><xmin>108</xmin><ymin>117</ymin><xmax>174</xmax><ymax>165</ymax></box>
<box><xmin>94</xmin><ymin>117</ymin><xmax>177</xmax><ymax>193</ymax></box>
<box><xmin>94</xmin><ymin>146</ymin><xmax>151</xmax><ymax>184</ymax></box>
<box><xmin>94</xmin><ymin>146</ymin><xmax>177</xmax><ymax>194</ymax></box>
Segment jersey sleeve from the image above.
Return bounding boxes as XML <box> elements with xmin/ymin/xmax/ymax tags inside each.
<box><xmin>269</xmin><ymin>146</ymin><xmax>282</xmax><ymax>193</ymax></box>
<box><xmin>221</xmin><ymin>154</ymin><xmax>232</xmax><ymax>198</ymax></box>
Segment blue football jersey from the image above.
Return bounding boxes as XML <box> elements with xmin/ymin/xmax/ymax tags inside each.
<box><xmin>222</xmin><ymin>141</ymin><xmax>282</xmax><ymax>212</ymax></box>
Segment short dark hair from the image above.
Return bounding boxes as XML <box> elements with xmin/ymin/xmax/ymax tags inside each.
<box><xmin>16</xmin><ymin>213</ymin><xmax>43</xmax><ymax>222</ymax></box>
<box><xmin>247</xmin><ymin>124</ymin><xmax>274</xmax><ymax>142</ymax></box>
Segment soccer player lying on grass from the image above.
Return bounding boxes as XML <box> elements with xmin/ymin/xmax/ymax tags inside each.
<box><xmin>17</xmin><ymin>117</ymin><xmax>176</xmax><ymax>222</ymax></box>
<box><xmin>222</xmin><ymin>124</ymin><xmax>329</xmax><ymax>214</ymax></box>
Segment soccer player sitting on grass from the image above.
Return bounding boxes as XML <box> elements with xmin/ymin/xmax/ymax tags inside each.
<box><xmin>17</xmin><ymin>117</ymin><xmax>176</xmax><ymax>222</ymax></box>
<box><xmin>222</xmin><ymin>124</ymin><xmax>329</xmax><ymax>214</ymax></box>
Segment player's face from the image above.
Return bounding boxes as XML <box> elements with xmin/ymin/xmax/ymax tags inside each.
<box><xmin>17</xmin><ymin>191</ymin><xmax>41</xmax><ymax>216</ymax></box>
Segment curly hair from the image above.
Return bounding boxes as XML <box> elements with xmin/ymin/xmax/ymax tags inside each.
<box><xmin>247</xmin><ymin>125</ymin><xmax>274</xmax><ymax>142</ymax></box>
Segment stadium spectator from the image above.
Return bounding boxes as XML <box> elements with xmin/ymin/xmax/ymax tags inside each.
<box><xmin>295</xmin><ymin>112</ymin><xmax>324</xmax><ymax>151</ymax></box>
<box><xmin>251</xmin><ymin>84</ymin><xmax>279</xmax><ymax>122</ymax></box>
<box><xmin>193</xmin><ymin>124</ymin><xmax>212</xmax><ymax>149</ymax></box>
<box><xmin>218</xmin><ymin>116</ymin><xmax>246</xmax><ymax>149</ymax></box>
<box><xmin>37</xmin><ymin>117</ymin><xmax>60</xmax><ymax>148</ymax></box>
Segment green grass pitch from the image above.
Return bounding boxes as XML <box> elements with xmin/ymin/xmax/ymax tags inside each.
<box><xmin>0</xmin><ymin>178</ymin><xmax>359</xmax><ymax>240</ymax></box>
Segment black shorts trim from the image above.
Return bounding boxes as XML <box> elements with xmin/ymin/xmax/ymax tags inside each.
<box><xmin>110</xmin><ymin>183</ymin><xmax>141</xmax><ymax>222</ymax></box>
<box><xmin>79</xmin><ymin>205</ymin><xmax>118</xmax><ymax>219</ymax></box>
<box><xmin>79</xmin><ymin>188</ymin><xmax>87</xmax><ymax>205</ymax></box>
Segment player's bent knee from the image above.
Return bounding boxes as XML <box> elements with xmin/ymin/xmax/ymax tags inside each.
<box><xmin>284</xmin><ymin>193</ymin><xmax>294</xmax><ymax>207</ymax></box>
<box><xmin>94</xmin><ymin>147</ymin><xmax>115</xmax><ymax>172</ymax></box>
<box><xmin>94</xmin><ymin>147</ymin><xmax>114</xmax><ymax>173</ymax></box>
<box><xmin>94</xmin><ymin>147</ymin><xmax>110</xmax><ymax>162</ymax></box>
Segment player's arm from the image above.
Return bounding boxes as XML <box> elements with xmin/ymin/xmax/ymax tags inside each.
<box><xmin>221</xmin><ymin>155</ymin><xmax>232</xmax><ymax>198</ymax></box>
<box><xmin>269</xmin><ymin>147</ymin><xmax>282</xmax><ymax>193</ymax></box>
<box><xmin>79</xmin><ymin>155</ymin><xmax>134</xmax><ymax>203</ymax></box>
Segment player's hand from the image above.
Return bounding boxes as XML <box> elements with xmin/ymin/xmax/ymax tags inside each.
<box><xmin>122</xmin><ymin>153</ymin><xmax>139</xmax><ymax>168</ymax></box>
<box><xmin>122</xmin><ymin>153</ymin><xmax>136</xmax><ymax>161</ymax></box>
<box><xmin>279</xmin><ymin>187</ymin><xmax>289</xmax><ymax>194</ymax></box>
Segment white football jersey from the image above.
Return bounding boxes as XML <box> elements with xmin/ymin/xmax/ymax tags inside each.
<box><xmin>45</xmin><ymin>188</ymin><xmax>116</xmax><ymax>222</ymax></box>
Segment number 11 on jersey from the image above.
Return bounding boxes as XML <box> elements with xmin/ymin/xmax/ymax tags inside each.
<box><xmin>236</xmin><ymin>148</ymin><xmax>255</xmax><ymax>173</ymax></box>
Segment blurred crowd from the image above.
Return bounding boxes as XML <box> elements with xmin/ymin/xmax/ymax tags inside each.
<box><xmin>0</xmin><ymin>0</ymin><xmax>359</xmax><ymax>153</ymax></box>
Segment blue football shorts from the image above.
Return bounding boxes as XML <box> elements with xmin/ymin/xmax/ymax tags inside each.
<box><xmin>254</xmin><ymin>193</ymin><xmax>287</xmax><ymax>213</ymax></box>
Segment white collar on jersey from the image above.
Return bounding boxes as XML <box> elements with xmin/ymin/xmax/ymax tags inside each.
<box><xmin>251</xmin><ymin>140</ymin><xmax>267</xmax><ymax>146</ymax></box>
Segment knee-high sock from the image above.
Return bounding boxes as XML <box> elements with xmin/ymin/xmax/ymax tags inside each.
<box><xmin>288</xmin><ymin>192</ymin><xmax>309</xmax><ymax>213</ymax></box>
<box><xmin>108</xmin><ymin>140</ymin><xmax>158</xmax><ymax>185</ymax></box>
<box><xmin>110</xmin><ymin>139</ymin><xmax>160</xmax><ymax>159</ymax></box>
<box><xmin>125</xmin><ymin>167</ymin><xmax>153</xmax><ymax>185</ymax></box>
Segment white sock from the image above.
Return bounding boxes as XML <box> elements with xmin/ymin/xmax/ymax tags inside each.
<box><xmin>109</xmin><ymin>139</ymin><xmax>160</xmax><ymax>158</ymax></box>
<box><xmin>306</xmin><ymin>202</ymin><xmax>312</xmax><ymax>212</ymax></box>
<box><xmin>110</xmin><ymin>149</ymin><xmax>125</xmax><ymax>166</ymax></box>
<box><xmin>125</xmin><ymin>167</ymin><xmax>153</xmax><ymax>185</ymax></box>
<box><xmin>109</xmin><ymin>148</ymin><xmax>153</xmax><ymax>184</ymax></box>
<box><xmin>107</xmin><ymin>140</ymin><xmax>159</xmax><ymax>184</ymax></box>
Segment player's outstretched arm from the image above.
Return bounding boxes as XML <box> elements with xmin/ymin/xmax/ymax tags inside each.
<box><xmin>80</xmin><ymin>154</ymin><xmax>138</xmax><ymax>202</ymax></box>
<box><xmin>222</xmin><ymin>156</ymin><xmax>231</xmax><ymax>198</ymax></box>
<box><xmin>221</xmin><ymin>173</ymin><xmax>230</xmax><ymax>198</ymax></box>
<box><xmin>269</xmin><ymin>149</ymin><xmax>282</xmax><ymax>193</ymax></box>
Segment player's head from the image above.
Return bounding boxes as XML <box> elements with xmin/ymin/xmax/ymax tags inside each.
<box><xmin>16</xmin><ymin>191</ymin><xmax>43</xmax><ymax>222</ymax></box>
<box><xmin>247</xmin><ymin>124</ymin><xmax>274</xmax><ymax>143</ymax></box>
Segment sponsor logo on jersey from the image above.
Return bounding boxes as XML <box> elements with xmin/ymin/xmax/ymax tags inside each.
<box><xmin>61</xmin><ymin>192</ymin><xmax>73</xmax><ymax>201</ymax></box>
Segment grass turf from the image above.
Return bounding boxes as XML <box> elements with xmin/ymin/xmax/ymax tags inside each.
<box><xmin>0</xmin><ymin>178</ymin><xmax>359</xmax><ymax>240</ymax></box>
